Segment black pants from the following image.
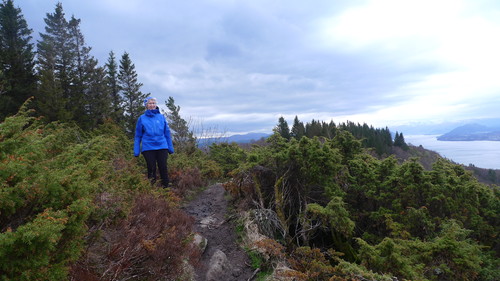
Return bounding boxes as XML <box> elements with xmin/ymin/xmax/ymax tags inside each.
<box><xmin>142</xmin><ymin>149</ymin><xmax>169</xmax><ymax>188</ymax></box>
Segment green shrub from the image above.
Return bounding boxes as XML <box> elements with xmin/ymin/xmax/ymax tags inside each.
<box><xmin>0</xmin><ymin>106</ymin><xmax>152</xmax><ymax>280</ymax></box>
<box><xmin>208</xmin><ymin>142</ymin><xmax>246</xmax><ymax>176</ymax></box>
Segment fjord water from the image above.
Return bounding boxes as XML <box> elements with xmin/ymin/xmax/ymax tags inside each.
<box><xmin>405</xmin><ymin>135</ymin><xmax>500</xmax><ymax>170</ymax></box>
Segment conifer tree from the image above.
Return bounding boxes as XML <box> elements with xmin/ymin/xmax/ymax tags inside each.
<box><xmin>84</xmin><ymin>61</ymin><xmax>111</xmax><ymax>129</ymax></box>
<box><xmin>67</xmin><ymin>15</ymin><xmax>111</xmax><ymax>129</ymax></box>
<box><xmin>274</xmin><ymin>116</ymin><xmax>290</xmax><ymax>140</ymax></box>
<box><xmin>383</xmin><ymin>127</ymin><xmax>393</xmax><ymax>146</ymax></box>
<box><xmin>165</xmin><ymin>96</ymin><xmax>196</xmax><ymax>154</ymax></box>
<box><xmin>105</xmin><ymin>51</ymin><xmax>123</xmax><ymax>125</ymax></box>
<box><xmin>0</xmin><ymin>0</ymin><xmax>36</xmax><ymax>121</ymax></box>
<box><xmin>36</xmin><ymin>3</ymin><xmax>107</xmax><ymax>129</ymax></box>
<box><xmin>305</xmin><ymin>119</ymin><xmax>322</xmax><ymax>138</ymax></box>
<box><xmin>67</xmin><ymin>16</ymin><xmax>89</xmax><ymax>125</ymax></box>
<box><xmin>118</xmin><ymin>51</ymin><xmax>146</xmax><ymax>136</ymax></box>
<box><xmin>394</xmin><ymin>131</ymin><xmax>409</xmax><ymax>151</ymax></box>
<box><xmin>36</xmin><ymin>3</ymin><xmax>75</xmax><ymax>122</ymax></box>
<box><xmin>291</xmin><ymin>115</ymin><xmax>305</xmax><ymax>140</ymax></box>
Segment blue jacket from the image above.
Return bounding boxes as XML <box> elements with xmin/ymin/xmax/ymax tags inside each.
<box><xmin>134</xmin><ymin>109</ymin><xmax>174</xmax><ymax>156</ymax></box>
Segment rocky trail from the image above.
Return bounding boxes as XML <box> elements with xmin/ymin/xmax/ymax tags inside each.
<box><xmin>182</xmin><ymin>183</ymin><xmax>256</xmax><ymax>281</ymax></box>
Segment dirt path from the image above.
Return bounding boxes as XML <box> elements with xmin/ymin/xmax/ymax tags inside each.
<box><xmin>183</xmin><ymin>183</ymin><xmax>255</xmax><ymax>281</ymax></box>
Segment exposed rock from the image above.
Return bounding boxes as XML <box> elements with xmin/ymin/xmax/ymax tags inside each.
<box><xmin>193</xmin><ymin>232</ymin><xmax>208</xmax><ymax>254</ymax></box>
<box><xmin>206</xmin><ymin>249</ymin><xmax>232</xmax><ymax>281</ymax></box>
<box><xmin>242</xmin><ymin>211</ymin><xmax>268</xmax><ymax>246</ymax></box>
<box><xmin>179</xmin><ymin>260</ymin><xmax>196</xmax><ymax>281</ymax></box>
<box><xmin>200</xmin><ymin>215</ymin><xmax>218</xmax><ymax>228</ymax></box>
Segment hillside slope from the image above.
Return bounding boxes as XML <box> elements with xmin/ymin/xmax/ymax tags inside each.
<box><xmin>438</xmin><ymin>123</ymin><xmax>500</xmax><ymax>141</ymax></box>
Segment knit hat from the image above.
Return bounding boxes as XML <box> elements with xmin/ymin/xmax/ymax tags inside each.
<box><xmin>144</xmin><ymin>97</ymin><xmax>156</xmax><ymax>107</ymax></box>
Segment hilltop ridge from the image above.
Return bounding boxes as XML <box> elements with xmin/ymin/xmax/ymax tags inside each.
<box><xmin>438</xmin><ymin>123</ymin><xmax>500</xmax><ymax>141</ymax></box>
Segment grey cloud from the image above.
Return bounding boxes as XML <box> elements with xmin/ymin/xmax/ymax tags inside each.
<box><xmin>19</xmin><ymin>0</ymin><xmax>500</xmax><ymax>134</ymax></box>
<box><xmin>205</xmin><ymin>41</ymin><xmax>242</xmax><ymax>60</ymax></box>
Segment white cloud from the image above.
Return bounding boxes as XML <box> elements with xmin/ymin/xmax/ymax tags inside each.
<box><xmin>315</xmin><ymin>0</ymin><xmax>461</xmax><ymax>50</ymax></box>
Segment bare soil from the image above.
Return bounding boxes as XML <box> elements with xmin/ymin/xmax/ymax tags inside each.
<box><xmin>183</xmin><ymin>183</ymin><xmax>255</xmax><ymax>281</ymax></box>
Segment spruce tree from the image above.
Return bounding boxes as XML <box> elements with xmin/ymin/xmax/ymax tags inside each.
<box><xmin>394</xmin><ymin>131</ymin><xmax>409</xmax><ymax>151</ymax></box>
<box><xmin>0</xmin><ymin>0</ymin><xmax>36</xmax><ymax>121</ymax></box>
<box><xmin>305</xmin><ymin>119</ymin><xmax>321</xmax><ymax>138</ymax></box>
<box><xmin>67</xmin><ymin>15</ymin><xmax>90</xmax><ymax>126</ymax></box>
<box><xmin>105</xmin><ymin>51</ymin><xmax>123</xmax><ymax>125</ymax></box>
<box><xmin>291</xmin><ymin>115</ymin><xmax>305</xmax><ymax>140</ymax></box>
<box><xmin>36</xmin><ymin>3</ymin><xmax>75</xmax><ymax>122</ymax></box>
<box><xmin>67</xmin><ymin>15</ymin><xmax>111</xmax><ymax>129</ymax></box>
<box><xmin>165</xmin><ymin>96</ymin><xmax>196</xmax><ymax>154</ymax></box>
<box><xmin>383</xmin><ymin>127</ymin><xmax>393</xmax><ymax>146</ymax></box>
<box><xmin>274</xmin><ymin>116</ymin><xmax>290</xmax><ymax>140</ymax></box>
<box><xmin>118</xmin><ymin>51</ymin><xmax>146</xmax><ymax>136</ymax></box>
<box><xmin>84</xmin><ymin>60</ymin><xmax>111</xmax><ymax>129</ymax></box>
<box><xmin>36</xmin><ymin>3</ymin><xmax>108</xmax><ymax>128</ymax></box>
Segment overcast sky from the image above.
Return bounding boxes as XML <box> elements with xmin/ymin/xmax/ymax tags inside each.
<box><xmin>19</xmin><ymin>0</ymin><xmax>500</xmax><ymax>135</ymax></box>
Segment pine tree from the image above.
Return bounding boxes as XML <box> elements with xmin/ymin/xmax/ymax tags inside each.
<box><xmin>394</xmin><ymin>131</ymin><xmax>409</xmax><ymax>151</ymax></box>
<box><xmin>305</xmin><ymin>119</ymin><xmax>321</xmax><ymax>138</ymax></box>
<box><xmin>67</xmin><ymin>15</ymin><xmax>90</xmax><ymax>126</ymax></box>
<box><xmin>118</xmin><ymin>51</ymin><xmax>146</xmax><ymax>136</ymax></box>
<box><xmin>105</xmin><ymin>51</ymin><xmax>123</xmax><ymax>125</ymax></box>
<box><xmin>67</xmin><ymin>15</ymin><xmax>111</xmax><ymax>129</ymax></box>
<box><xmin>383</xmin><ymin>127</ymin><xmax>393</xmax><ymax>146</ymax></box>
<box><xmin>290</xmin><ymin>115</ymin><xmax>305</xmax><ymax>140</ymax></box>
<box><xmin>36</xmin><ymin>3</ymin><xmax>75</xmax><ymax>122</ymax></box>
<box><xmin>0</xmin><ymin>0</ymin><xmax>36</xmax><ymax>121</ymax></box>
<box><xmin>274</xmin><ymin>116</ymin><xmax>290</xmax><ymax>140</ymax></box>
<box><xmin>36</xmin><ymin>3</ymin><xmax>109</xmax><ymax>129</ymax></box>
<box><xmin>83</xmin><ymin>61</ymin><xmax>111</xmax><ymax>129</ymax></box>
<box><xmin>165</xmin><ymin>96</ymin><xmax>196</xmax><ymax>154</ymax></box>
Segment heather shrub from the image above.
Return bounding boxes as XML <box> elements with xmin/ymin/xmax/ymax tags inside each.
<box><xmin>285</xmin><ymin>247</ymin><xmax>338</xmax><ymax>280</ymax></box>
<box><xmin>71</xmin><ymin>194</ymin><xmax>199</xmax><ymax>280</ymax></box>
<box><xmin>170</xmin><ymin>167</ymin><xmax>205</xmax><ymax>196</ymax></box>
<box><xmin>169</xmin><ymin>149</ymin><xmax>223</xmax><ymax>183</ymax></box>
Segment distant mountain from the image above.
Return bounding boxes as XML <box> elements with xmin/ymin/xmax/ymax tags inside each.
<box><xmin>437</xmin><ymin>123</ymin><xmax>500</xmax><ymax>141</ymax></box>
<box><xmin>392</xmin><ymin>118</ymin><xmax>500</xmax><ymax>135</ymax></box>
<box><xmin>226</xmin><ymin>132</ymin><xmax>271</xmax><ymax>143</ymax></box>
<box><xmin>198</xmin><ymin>132</ymin><xmax>271</xmax><ymax>147</ymax></box>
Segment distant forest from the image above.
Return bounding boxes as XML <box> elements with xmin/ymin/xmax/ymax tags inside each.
<box><xmin>274</xmin><ymin>116</ymin><xmax>409</xmax><ymax>156</ymax></box>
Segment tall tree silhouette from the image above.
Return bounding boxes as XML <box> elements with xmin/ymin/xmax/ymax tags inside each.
<box><xmin>0</xmin><ymin>0</ymin><xmax>36</xmax><ymax>121</ymax></box>
<box><xmin>394</xmin><ymin>131</ymin><xmax>409</xmax><ymax>151</ymax></box>
<box><xmin>105</xmin><ymin>50</ymin><xmax>123</xmax><ymax>126</ymax></box>
<box><xmin>83</xmin><ymin>61</ymin><xmax>111</xmax><ymax>129</ymax></box>
<box><xmin>67</xmin><ymin>15</ymin><xmax>111</xmax><ymax>129</ymax></box>
<box><xmin>36</xmin><ymin>3</ymin><xmax>75</xmax><ymax>122</ymax></box>
<box><xmin>275</xmin><ymin>116</ymin><xmax>290</xmax><ymax>140</ymax></box>
<box><xmin>291</xmin><ymin>115</ymin><xmax>305</xmax><ymax>140</ymax></box>
<box><xmin>165</xmin><ymin>96</ymin><xmax>196</xmax><ymax>154</ymax></box>
<box><xmin>118</xmin><ymin>51</ymin><xmax>146</xmax><ymax>136</ymax></box>
<box><xmin>35</xmin><ymin>3</ymin><xmax>109</xmax><ymax>129</ymax></box>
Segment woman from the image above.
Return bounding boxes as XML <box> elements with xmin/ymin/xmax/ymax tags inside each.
<box><xmin>134</xmin><ymin>97</ymin><xmax>174</xmax><ymax>188</ymax></box>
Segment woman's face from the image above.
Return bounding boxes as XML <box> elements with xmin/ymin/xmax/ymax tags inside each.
<box><xmin>146</xmin><ymin>99</ymin><xmax>157</xmax><ymax>110</ymax></box>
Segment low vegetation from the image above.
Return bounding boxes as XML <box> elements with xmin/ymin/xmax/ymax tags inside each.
<box><xmin>0</xmin><ymin>104</ymin><xmax>202</xmax><ymax>280</ymax></box>
<box><xmin>223</xmin><ymin>131</ymin><xmax>499</xmax><ymax>281</ymax></box>
<box><xmin>2</xmin><ymin>103</ymin><xmax>499</xmax><ymax>281</ymax></box>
